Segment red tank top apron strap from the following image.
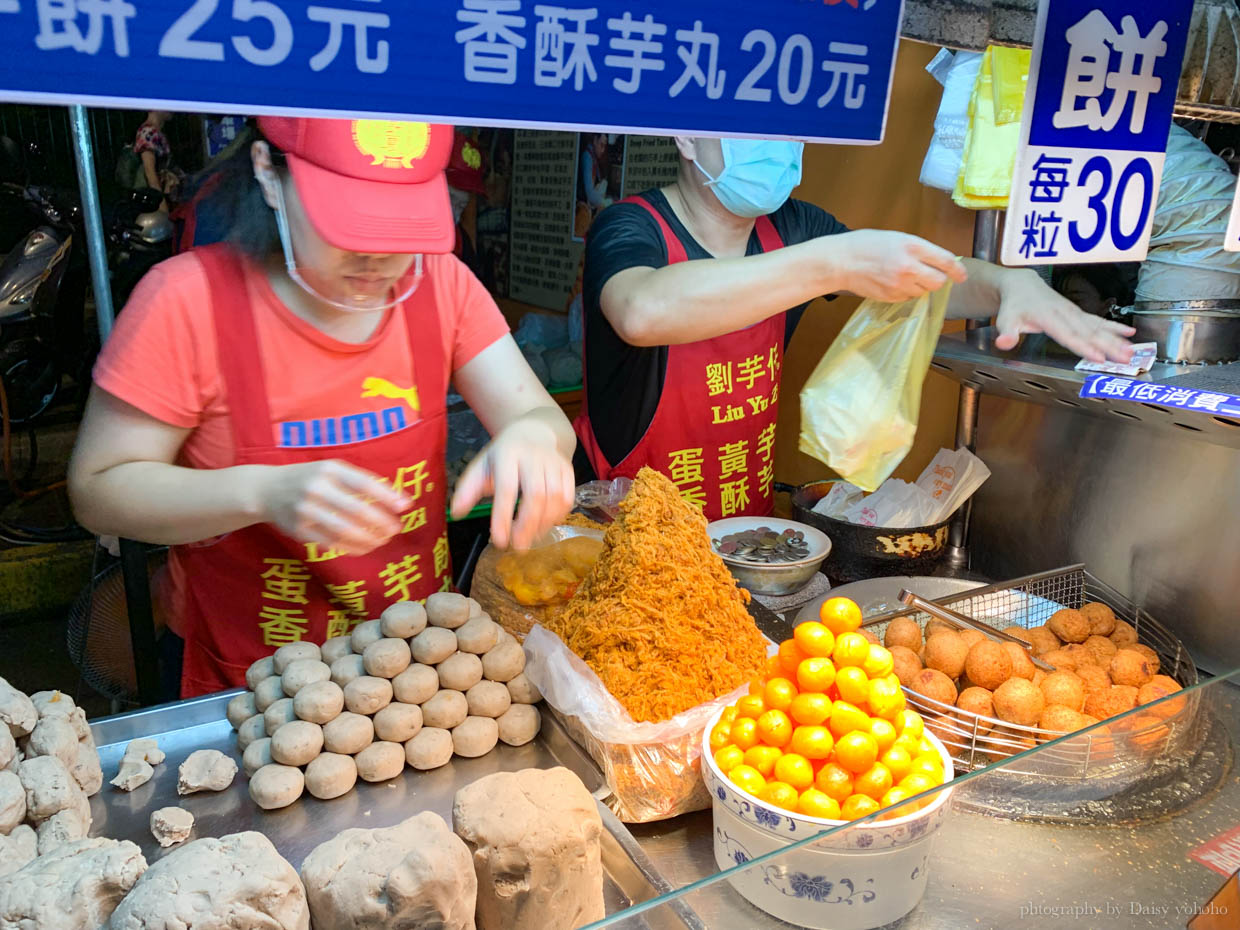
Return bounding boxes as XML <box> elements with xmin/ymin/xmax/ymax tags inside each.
<box><xmin>575</xmin><ymin>198</ymin><xmax>788</xmax><ymax>521</ymax></box>
<box><xmin>174</xmin><ymin>246</ymin><xmax>451</xmax><ymax>697</ymax></box>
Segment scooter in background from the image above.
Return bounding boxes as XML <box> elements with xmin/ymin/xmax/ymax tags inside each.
<box><xmin>107</xmin><ymin>187</ymin><xmax>172</xmax><ymax>310</ymax></box>
<box><xmin>0</xmin><ymin>178</ymin><xmax>82</xmax><ymax>425</ymax></box>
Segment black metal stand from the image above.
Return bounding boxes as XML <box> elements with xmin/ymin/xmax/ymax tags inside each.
<box><xmin>119</xmin><ymin>538</ymin><xmax>161</xmax><ymax>706</ymax></box>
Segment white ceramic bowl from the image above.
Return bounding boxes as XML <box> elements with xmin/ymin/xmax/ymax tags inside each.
<box><xmin>708</xmin><ymin>517</ymin><xmax>832</xmax><ymax>596</ymax></box>
<box><xmin>702</xmin><ymin>709</ymin><xmax>955</xmax><ymax>930</ymax></box>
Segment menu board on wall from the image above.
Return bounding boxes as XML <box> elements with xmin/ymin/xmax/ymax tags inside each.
<box><xmin>622</xmin><ymin>136</ymin><xmax>681</xmax><ymax>198</ymax></box>
<box><xmin>510</xmin><ymin>130</ymin><xmax>583</xmax><ymax>312</ymax></box>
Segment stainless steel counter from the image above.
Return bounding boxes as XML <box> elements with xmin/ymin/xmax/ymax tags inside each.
<box><xmin>88</xmin><ymin>693</ymin><xmax>703</xmax><ymax>930</ymax></box>
<box><xmin>620</xmin><ymin>677</ymin><xmax>1240</xmax><ymax>929</ymax></box>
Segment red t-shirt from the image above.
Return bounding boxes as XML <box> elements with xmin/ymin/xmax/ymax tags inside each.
<box><xmin>94</xmin><ymin>250</ymin><xmax>509</xmax><ymax>630</ymax></box>
<box><xmin>95</xmin><ymin>250</ymin><xmax>508</xmax><ymax>469</ymax></box>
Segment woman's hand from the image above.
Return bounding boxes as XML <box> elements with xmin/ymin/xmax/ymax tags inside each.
<box><xmin>992</xmin><ymin>268</ymin><xmax>1135</xmax><ymax>363</ymax></box>
<box><xmin>257</xmin><ymin>460</ymin><xmax>410</xmax><ymax>555</ymax></box>
<box><xmin>450</xmin><ymin>415</ymin><xmax>575</xmax><ymax>551</ymax></box>
<box><xmin>828</xmin><ymin>230</ymin><xmax>969</xmax><ymax>302</ymax></box>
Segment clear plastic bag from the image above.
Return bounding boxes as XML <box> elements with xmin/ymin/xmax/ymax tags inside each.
<box><xmin>523</xmin><ymin>624</ymin><xmax>750</xmax><ymax>823</ymax></box>
<box><xmin>799</xmin><ymin>283</ymin><xmax>953</xmax><ymax>491</ymax></box>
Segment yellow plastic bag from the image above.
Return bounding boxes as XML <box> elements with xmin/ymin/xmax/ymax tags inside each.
<box><xmin>799</xmin><ymin>283</ymin><xmax>954</xmax><ymax>492</ymax></box>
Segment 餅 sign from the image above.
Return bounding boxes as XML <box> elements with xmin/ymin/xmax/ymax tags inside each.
<box><xmin>0</xmin><ymin>0</ymin><xmax>905</xmax><ymax>144</ymax></box>
<box><xmin>1002</xmin><ymin>0</ymin><xmax>1193</xmax><ymax>266</ymax></box>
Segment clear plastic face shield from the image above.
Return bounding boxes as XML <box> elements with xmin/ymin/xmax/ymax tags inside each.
<box><xmin>271</xmin><ymin>178</ymin><xmax>423</xmax><ymax>313</ymax></box>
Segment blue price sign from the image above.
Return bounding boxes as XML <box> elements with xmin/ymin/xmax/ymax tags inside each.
<box><xmin>1001</xmin><ymin>0</ymin><xmax>1193</xmax><ymax>266</ymax></box>
<box><xmin>1080</xmin><ymin>374</ymin><xmax>1240</xmax><ymax>415</ymax></box>
<box><xmin>0</xmin><ymin>0</ymin><xmax>905</xmax><ymax>144</ymax></box>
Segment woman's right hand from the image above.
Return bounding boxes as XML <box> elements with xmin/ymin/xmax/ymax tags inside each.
<box><xmin>828</xmin><ymin>230</ymin><xmax>968</xmax><ymax>302</ymax></box>
<box><xmin>256</xmin><ymin>460</ymin><xmax>410</xmax><ymax>556</ymax></box>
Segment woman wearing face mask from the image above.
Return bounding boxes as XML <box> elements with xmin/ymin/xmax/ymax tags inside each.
<box><xmin>575</xmin><ymin>137</ymin><xmax>1136</xmax><ymax>519</ymax></box>
<box><xmin>68</xmin><ymin>118</ymin><xmax>575</xmax><ymax>697</ymax></box>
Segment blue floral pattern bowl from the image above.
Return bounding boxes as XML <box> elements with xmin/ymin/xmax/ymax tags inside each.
<box><xmin>702</xmin><ymin>706</ymin><xmax>955</xmax><ymax>930</ymax></box>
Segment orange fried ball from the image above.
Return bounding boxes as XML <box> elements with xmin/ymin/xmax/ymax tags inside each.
<box><xmin>1048</xmin><ymin>608</ymin><xmax>1090</xmax><ymax>644</ymax></box>
<box><xmin>1025</xmin><ymin>625</ymin><xmax>1062</xmax><ymax>656</ymax></box>
<box><xmin>922</xmin><ymin>631</ymin><xmax>968</xmax><ymax>680</ymax></box>
<box><xmin>1109</xmin><ymin>619</ymin><xmax>1138</xmax><ymax>647</ymax></box>
<box><xmin>1126</xmin><ymin>643</ymin><xmax>1161</xmax><ymax>674</ymax></box>
<box><xmin>883</xmin><ymin>617</ymin><xmax>923</xmax><ymax>653</ymax></box>
<box><xmin>1001</xmin><ymin>625</ymin><xmax>1033</xmax><ymax>645</ymax></box>
<box><xmin>1039</xmin><ymin>704</ymin><xmax>1092</xmax><ymax>736</ymax></box>
<box><xmin>958</xmin><ymin>629</ymin><xmax>986</xmax><ymax>651</ymax></box>
<box><xmin>924</xmin><ymin>619</ymin><xmax>957</xmax><ymax>641</ymax></box>
<box><xmin>1138</xmin><ymin>675</ymin><xmax>1184</xmax><ymax>719</ymax></box>
<box><xmin>859</xmin><ymin>629</ymin><xmax>881</xmax><ymax>646</ymax></box>
<box><xmin>964</xmin><ymin>641</ymin><xmax>1013</xmax><ymax>691</ymax></box>
<box><xmin>1080</xmin><ymin>602</ymin><xmax>1116</xmax><ymax>636</ymax></box>
<box><xmin>1110</xmin><ymin>649</ymin><xmax>1155</xmax><ymax>688</ymax></box>
<box><xmin>1040</xmin><ymin>648</ymin><xmax>1078</xmax><ymax>672</ymax></box>
<box><xmin>889</xmin><ymin>645</ymin><xmax>923</xmax><ymax>688</ymax></box>
<box><xmin>1075</xmin><ymin>664</ymin><xmax>1112</xmax><ymax>695</ymax></box>
<box><xmin>1060</xmin><ymin>644</ymin><xmax>1096</xmax><ymax>668</ymax></box>
<box><xmin>1031</xmin><ymin>669</ymin><xmax>1048</xmax><ymax>688</ymax></box>
<box><xmin>1084</xmin><ymin>684</ymin><xmax>1139</xmax><ymax>719</ymax></box>
<box><xmin>993</xmin><ymin>678</ymin><xmax>1046</xmax><ymax>727</ymax></box>
<box><xmin>1039</xmin><ymin>670</ymin><xmax>1086</xmax><ymax>712</ymax></box>
<box><xmin>983</xmin><ymin>725</ymin><xmax>1036</xmax><ymax>761</ymax></box>
<box><xmin>955</xmin><ymin>686</ymin><xmax>996</xmax><ymax>734</ymax></box>
<box><xmin>910</xmin><ymin>668</ymin><xmax>958</xmax><ymax>708</ymax></box>
<box><xmin>1001</xmin><ymin>642</ymin><xmax>1037</xmax><ymax>681</ymax></box>
<box><xmin>1083</xmin><ymin>635</ymin><xmax>1118</xmax><ymax>666</ymax></box>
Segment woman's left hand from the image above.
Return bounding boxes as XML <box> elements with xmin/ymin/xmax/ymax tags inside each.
<box><xmin>450</xmin><ymin>415</ymin><xmax>575</xmax><ymax>551</ymax></box>
<box><xmin>993</xmin><ymin>268</ymin><xmax>1136</xmax><ymax>363</ymax></box>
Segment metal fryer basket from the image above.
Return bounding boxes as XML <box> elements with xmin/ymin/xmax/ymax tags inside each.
<box><xmin>861</xmin><ymin>565</ymin><xmax>1204</xmax><ymax>785</ymax></box>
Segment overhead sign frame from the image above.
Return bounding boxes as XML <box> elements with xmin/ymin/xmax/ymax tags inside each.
<box><xmin>0</xmin><ymin>0</ymin><xmax>906</xmax><ymax>144</ymax></box>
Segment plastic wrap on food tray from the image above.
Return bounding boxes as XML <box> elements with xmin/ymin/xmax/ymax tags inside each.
<box><xmin>470</xmin><ymin>526</ymin><xmax>605</xmax><ymax>640</ymax></box>
<box><xmin>573</xmin><ymin>478</ymin><xmax>632</xmax><ymax>523</ymax></box>
<box><xmin>523</xmin><ymin>624</ymin><xmax>750</xmax><ymax>823</ymax></box>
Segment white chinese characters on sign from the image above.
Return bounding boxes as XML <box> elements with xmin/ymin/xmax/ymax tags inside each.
<box><xmin>456</xmin><ymin>0</ymin><xmax>527</xmax><ymax>85</ymax></box>
<box><xmin>533</xmin><ymin>5</ymin><xmax>599</xmax><ymax>90</ymax></box>
<box><xmin>818</xmin><ymin>42</ymin><xmax>868</xmax><ymax>110</ymax></box>
<box><xmin>670</xmin><ymin>20</ymin><xmax>725</xmax><ymax>99</ymax></box>
<box><xmin>605</xmin><ymin>11</ymin><xmax>665</xmax><ymax>94</ymax></box>
<box><xmin>1052</xmin><ymin>10</ymin><xmax>1168</xmax><ymax>135</ymax></box>
<box><xmin>37</xmin><ymin>0</ymin><xmax>136</xmax><ymax>57</ymax></box>
<box><xmin>308</xmin><ymin>4</ymin><xmax>390</xmax><ymax>74</ymax></box>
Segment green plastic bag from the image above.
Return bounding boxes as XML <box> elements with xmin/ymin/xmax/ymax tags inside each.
<box><xmin>799</xmin><ymin>283</ymin><xmax>954</xmax><ymax>492</ymax></box>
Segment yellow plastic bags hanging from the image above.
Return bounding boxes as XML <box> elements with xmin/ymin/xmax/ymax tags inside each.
<box><xmin>798</xmin><ymin>283</ymin><xmax>954</xmax><ymax>492</ymax></box>
<box><xmin>952</xmin><ymin>46</ymin><xmax>1031</xmax><ymax>209</ymax></box>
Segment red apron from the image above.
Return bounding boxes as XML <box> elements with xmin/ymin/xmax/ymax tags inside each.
<box><xmin>575</xmin><ymin>197</ymin><xmax>786</xmax><ymax>521</ymax></box>
<box><xmin>175</xmin><ymin>246</ymin><xmax>451</xmax><ymax>697</ymax></box>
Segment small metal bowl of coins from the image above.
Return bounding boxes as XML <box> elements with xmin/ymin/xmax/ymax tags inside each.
<box><xmin>707</xmin><ymin>517</ymin><xmax>832</xmax><ymax>597</ymax></box>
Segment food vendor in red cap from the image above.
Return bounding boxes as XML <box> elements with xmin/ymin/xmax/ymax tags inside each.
<box><xmin>446</xmin><ymin>130</ymin><xmax>487</xmax><ymax>266</ymax></box>
<box><xmin>574</xmin><ymin>137</ymin><xmax>1136</xmax><ymax>521</ymax></box>
<box><xmin>67</xmin><ymin>118</ymin><xmax>576</xmax><ymax>698</ymax></box>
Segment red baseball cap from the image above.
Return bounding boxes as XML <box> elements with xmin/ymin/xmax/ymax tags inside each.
<box><xmin>446</xmin><ymin>131</ymin><xmax>487</xmax><ymax>195</ymax></box>
<box><xmin>259</xmin><ymin>117</ymin><xmax>454</xmax><ymax>254</ymax></box>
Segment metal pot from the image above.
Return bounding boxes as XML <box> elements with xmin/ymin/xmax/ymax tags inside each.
<box><xmin>777</xmin><ymin>481</ymin><xmax>950</xmax><ymax>585</ymax></box>
<box><xmin>1115</xmin><ymin>301</ymin><xmax>1240</xmax><ymax>364</ymax></box>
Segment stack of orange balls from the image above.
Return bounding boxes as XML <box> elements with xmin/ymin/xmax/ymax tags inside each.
<box><xmin>710</xmin><ymin>597</ymin><xmax>949</xmax><ymax>822</ymax></box>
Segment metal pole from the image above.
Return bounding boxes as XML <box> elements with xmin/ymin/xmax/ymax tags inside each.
<box><xmin>944</xmin><ymin>210</ymin><xmax>1001</xmax><ymax>572</ymax></box>
<box><xmin>120</xmin><ymin>538</ymin><xmax>162</xmax><ymax>707</ymax></box>
<box><xmin>68</xmin><ymin>105</ymin><xmax>115</xmax><ymax>343</ymax></box>
<box><xmin>70</xmin><ymin>106</ymin><xmax>161</xmax><ymax>705</ymax></box>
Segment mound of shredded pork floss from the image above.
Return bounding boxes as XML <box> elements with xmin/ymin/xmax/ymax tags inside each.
<box><xmin>545</xmin><ymin>467</ymin><xmax>767</xmax><ymax>722</ymax></box>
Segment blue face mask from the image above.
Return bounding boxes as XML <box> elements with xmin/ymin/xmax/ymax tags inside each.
<box><xmin>694</xmin><ymin>139</ymin><xmax>804</xmax><ymax>218</ymax></box>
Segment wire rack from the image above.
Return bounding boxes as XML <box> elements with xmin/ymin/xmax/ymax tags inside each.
<box><xmin>861</xmin><ymin>565</ymin><xmax>1205</xmax><ymax>785</ymax></box>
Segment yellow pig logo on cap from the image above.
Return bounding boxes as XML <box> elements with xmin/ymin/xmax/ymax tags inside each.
<box><xmin>351</xmin><ymin>120</ymin><xmax>431</xmax><ymax>169</ymax></box>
